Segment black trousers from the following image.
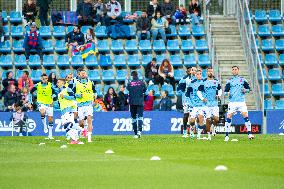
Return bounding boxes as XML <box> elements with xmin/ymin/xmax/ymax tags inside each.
<box><xmin>130</xmin><ymin>105</ymin><xmax>144</xmax><ymax>135</ymax></box>
<box><xmin>25</xmin><ymin>45</ymin><xmax>42</xmax><ymax>60</ymax></box>
<box><xmin>39</xmin><ymin>7</ymin><xmax>49</xmax><ymax>26</ymax></box>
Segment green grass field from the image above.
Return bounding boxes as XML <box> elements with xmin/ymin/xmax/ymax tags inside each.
<box><xmin>0</xmin><ymin>134</ymin><xmax>284</xmax><ymax>189</ymax></box>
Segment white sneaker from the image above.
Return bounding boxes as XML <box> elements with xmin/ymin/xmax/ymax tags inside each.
<box><xmin>190</xmin><ymin>132</ymin><xmax>195</xmax><ymax>139</ymax></box>
<box><xmin>48</xmin><ymin>136</ymin><xmax>54</xmax><ymax>140</ymax></box>
<box><xmin>137</xmin><ymin>131</ymin><xmax>142</xmax><ymax>138</ymax></box>
<box><xmin>182</xmin><ymin>134</ymin><xmax>189</xmax><ymax>138</ymax></box>
<box><xmin>133</xmin><ymin>135</ymin><xmax>139</xmax><ymax>139</ymax></box>
<box><xmin>224</xmin><ymin>136</ymin><xmax>229</xmax><ymax>142</ymax></box>
<box><xmin>19</xmin><ymin>133</ymin><xmax>23</xmax><ymax>136</ymax></box>
<box><xmin>248</xmin><ymin>134</ymin><xmax>254</xmax><ymax>140</ymax></box>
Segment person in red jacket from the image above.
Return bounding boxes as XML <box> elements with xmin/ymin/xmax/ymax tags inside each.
<box><xmin>144</xmin><ymin>90</ymin><xmax>155</xmax><ymax>111</ymax></box>
<box><xmin>18</xmin><ymin>71</ymin><xmax>34</xmax><ymax>91</ymax></box>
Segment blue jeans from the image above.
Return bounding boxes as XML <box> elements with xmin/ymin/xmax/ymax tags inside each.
<box><xmin>137</xmin><ymin>31</ymin><xmax>150</xmax><ymax>41</ymax></box>
<box><xmin>151</xmin><ymin>28</ymin><xmax>166</xmax><ymax>42</ymax></box>
<box><xmin>191</xmin><ymin>14</ymin><xmax>199</xmax><ymax>25</ymax></box>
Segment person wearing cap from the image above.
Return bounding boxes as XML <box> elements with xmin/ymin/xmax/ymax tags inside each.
<box><xmin>23</xmin><ymin>22</ymin><xmax>43</xmax><ymax>61</ymax></box>
<box><xmin>145</xmin><ymin>58</ymin><xmax>161</xmax><ymax>85</ymax></box>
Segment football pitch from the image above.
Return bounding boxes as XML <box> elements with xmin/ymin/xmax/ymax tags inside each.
<box><xmin>0</xmin><ymin>134</ymin><xmax>284</xmax><ymax>189</ymax></box>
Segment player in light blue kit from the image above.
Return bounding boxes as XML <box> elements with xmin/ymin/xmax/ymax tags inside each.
<box><xmin>224</xmin><ymin>66</ymin><xmax>254</xmax><ymax>141</ymax></box>
<box><xmin>177</xmin><ymin>67</ymin><xmax>197</xmax><ymax>138</ymax></box>
<box><xmin>203</xmin><ymin>68</ymin><xmax>222</xmax><ymax>140</ymax></box>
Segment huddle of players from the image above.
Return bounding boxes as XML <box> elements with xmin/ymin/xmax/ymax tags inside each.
<box><xmin>178</xmin><ymin>66</ymin><xmax>255</xmax><ymax>141</ymax></box>
<box><xmin>31</xmin><ymin>67</ymin><xmax>96</xmax><ymax>144</ymax></box>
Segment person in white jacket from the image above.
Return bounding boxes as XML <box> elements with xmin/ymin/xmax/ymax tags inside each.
<box><xmin>105</xmin><ymin>0</ymin><xmax>122</xmax><ymax>26</ymax></box>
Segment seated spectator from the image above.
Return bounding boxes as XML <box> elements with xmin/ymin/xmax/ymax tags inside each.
<box><xmin>147</xmin><ymin>0</ymin><xmax>162</xmax><ymax>20</ymax></box>
<box><xmin>1</xmin><ymin>71</ymin><xmax>17</xmax><ymax>98</ymax></box>
<box><xmin>159</xmin><ymin>90</ymin><xmax>172</xmax><ymax>111</ymax></box>
<box><xmin>151</xmin><ymin>11</ymin><xmax>168</xmax><ymax>43</ymax></box>
<box><xmin>117</xmin><ymin>85</ymin><xmax>129</xmax><ymax>111</ymax></box>
<box><xmin>161</xmin><ymin>0</ymin><xmax>176</xmax><ymax>25</ymax></box>
<box><xmin>4</xmin><ymin>85</ymin><xmax>21</xmax><ymax>112</ymax></box>
<box><xmin>18</xmin><ymin>71</ymin><xmax>34</xmax><ymax>91</ymax></box>
<box><xmin>94</xmin><ymin>97</ymin><xmax>107</xmax><ymax>112</ymax></box>
<box><xmin>20</xmin><ymin>87</ymin><xmax>33</xmax><ymax>112</ymax></box>
<box><xmin>65</xmin><ymin>25</ymin><xmax>85</xmax><ymax>59</ymax></box>
<box><xmin>144</xmin><ymin>89</ymin><xmax>155</xmax><ymax>111</ymax></box>
<box><xmin>11</xmin><ymin>104</ymin><xmax>28</xmax><ymax>136</ymax></box>
<box><xmin>136</xmin><ymin>12</ymin><xmax>151</xmax><ymax>41</ymax></box>
<box><xmin>93</xmin><ymin>0</ymin><xmax>107</xmax><ymax>25</ymax></box>
<box><xmin>104</xmin><ymin>87</ymin><xmax>119</xmax><ymax>111</ymax></box>
<box><xmin>105</xmin><ymin>0</ymin><xmax>122</xmax><ymax>26</ymax></box>
<box><xmin>145</xmin><ymin>58</ymin><xmax>161</xmax><ymax>85</ymax></box>
<box><xmin>189</xmin><ymin>0</ymin><xmax>201</xmax><ymax>25</ymax></box>
<box><xmin>23</xmin><ymin>22</ymin><xmax>43</xmax><ymax>61</ymax></box>
<box><xmin>85</xmin><ymin>28</ymin><xmax>98</xmax><ymax>45</ymax></box>
<box><xmin>174</xmin><ymin>4</ymin><xmax>187</xmax><ymax>24</ymax></box>
<box><xmin>23</xmin><ymin>0</ymin><xmax>37</xmax><ymax>26</ymax></box>
<box><xmin>76</xmin><ymin>0</ymin><xmax>95</xmax><ymax>26</ymax></box>
<box><xmin>158</xmin><ymin>59</ymin><xmax>175</xmax><ymax>87</ymax></box>
<box><xmin>48</xmin><ymin>72</ymin><xmax>58</xmax><ymax>86</ymax></box>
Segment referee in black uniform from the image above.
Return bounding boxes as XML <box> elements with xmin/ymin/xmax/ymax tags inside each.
<box><xmin>127</xmin><ymin>71</ymin><xmax>147</xmax><ymax>138</ymax></box>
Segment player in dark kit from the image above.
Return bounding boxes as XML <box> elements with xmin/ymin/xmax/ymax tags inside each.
<box><xmin>127</xmin><ymin>71</ymin><xmax>147</xmax><ymax>138</ymax></box>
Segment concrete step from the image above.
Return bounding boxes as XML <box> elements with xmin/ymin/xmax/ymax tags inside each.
<box><xmin>214</xmin><ymin>41</ymin><xmax>243</xmax><ymax>46</ymax></box>
<box><xmin>217</xmin><ymin>56</ymin><xmax>246</xmax><ymax>61</ymax></box>
<box><xmin>216</xmin><ymin>46</ymin><xmax>244</xmax><ymax>50</ymax></box>
<box><xmin>213</xmin><ymin>34</ymin><xmax>241</xmax><ymax>39</ymax></box>
<box><xmin>212</xmin><ymin>31</ymin><xmax>240</xmax><ymax>35</ymax></box>
<box><xmin>211</xmin><ymin>23</ymin><xmax>238</xmax><ymax>28</ymax></box>
<box><xmin>211</xmin><ymin>19</ymin><xmax>238</xmax><ymax>24</ymax></box>
<box><xmin>214</xmin><ymin>37</ymin><xmax>242</xmax><ymax>43</ymax></box>
<box><xmin>210</xmin><ymin>16</ymin><xmax>236</xmax><ymax>21</ymax></box>
<box><xmin>216</xmin><ymin>51</ymin><xmax>244</xmax><ymax>56</ymax></box>
<box><xmin>211</xmin><ymin>26</ymin><xmax>239</xmax><ymax>32</ymax></box>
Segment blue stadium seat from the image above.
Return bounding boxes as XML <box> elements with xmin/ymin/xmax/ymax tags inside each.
<box><xmin>43</xmin><ymin>55</ymin><xmax>55</xmax><ymax>67</ymax></box>
<box><xmin>67</xmin><ymin>26</ymin><xmax>74</xmax><ymax>33</ymax></box>
<box><xmin>147</xmin><ymin>85</ymin><xmax>160</xmax><ymax>97</ymax></box>
<box><xmin>192</xmin><ymin>25</ymin><xmax>205</xmax><ymax>37</ymax></box>
<box><xmin>181</xmin><ymin>39</ymin><xmax>194</xmax><ymax>52</ymax></box>
<box><xmin>39</xmin><ymin>26</ymin><xmax>52</xmax><ymax>38</ymax></box>
<box><xmin>198</xmin><ymin>54</ymin><xmax>211</xmax><ymax>67</ymax></box>
<box><xmin>1</xmin><ymin>70</ymin><xmax>10</xmax><ymax>79</ymax></box>
<box><xmin>95</xmin><ymin>84</ymin><xmax>103</xmax><ymax>97</ymax></box>
<box><xmin>269</xmin><ymin>10</ymin><xmax>281</xmax><ymax>22</ymax></box>
<box><xmin>116</xmin><ymin>69</ymin><xmax>128</xmax><ymax>81</ymax></box>
<box><xmin>11</xmin><ymin>26</ymin><xmax>23</xmax><ymax>38</ymax></box>
<box><xmin>31</xmin><ymin>70</ymin><xmax>43</xmax><ymax>82</ymax></box>
<box><xmin>9</xmin><ymin>11</ymin><xmax>22</xmax><ymax>24</ymax></box>
<box><xmin>13</xmin><ymin>40</ymin><xmax>24</xmax><ymax>53</ymax></box>
<box><xmin>53</xmin><ymin>26</ymin><xmax>66</xmax><ymax>38</ymax></box>
<box><xmin>279</xmin><ymin>54</ymin><xmax>284</xmax><ymax>66</ymax></box>
<box><xmin>265</xmin><ymin>54</ymin><xmax>278</xmax><ymax>66</ymax></box>
<box><xmin>139</xmin><ymin>40</ymin><xmax>152</xmax><ymax>52</ymax></box>
<box><xmin>0</xmin><ymin>55</ymin><xmax>13</xmax><ymax>67</ymax></box>
<box><xmin>59</xmin><ymin>69</ymin><xmax>70</xmax><ymax>78</ymax></box>
<box><xmin>142</xmin><ymin>54</ymin><xmax>153</xmax><ymax>66</ymax></box>
<box><xmin>255</xmin><ymin>10</ymin><xmax>267</xmax><ymax>22</ymax></box>
<box><xmin>1</xmin><ymin>11</ymin><xmax>8</xmax><ymax>23</ymax></box>
<box><xmin>125</xmin><ymin>40</ymin><xmax>138</xmax><ymax>52</ymax></box>
<box><xmin>85</xmin><ymin>55</ymin><xmax>98</xmax><ymax>67</ymax></box>
<box><xmin>268</xmin><ymin>69</ymin><xmax>281</xmax><ymax>81</ymax></box>
<box><xmin>156</xmin><ymin>54</ymin><xmax>168</xmax><ymax>65</ymax></box>
<box><xmin>272</xmin><ymin>84</ymin><xmax>284</xmax><ymax>96</ymax></box>
<box><xmin>45</xmin><ymin>69</ymin><xmax>57</xmax><ymax>76</ymax></box>
<box><xmin>113</xmin><ymin>54</ymin><xmax>126</xmax><ymax>67</ymax></box>
<box><xmin>99</xmin><ymin>55</ymin><xmax>112</xmax><ymax>67</ymax></box>
<box><xmin>161</xmin><ymin>84</ymin><xmax>174</xmax><ymax>97</ymax></box>
<box><xmin>102</xmin><ymin>70</ymin><xmax>115</xmax><ymax>81</ymax></box>
<box><xmin>42</xmin><ymin>40</ymin><xmax>54</xmax><ymax>53</ymax></box>
<box><xmin>81</xmin><ymin>26</ymin><xmax>92</xmax><ymax>35</ymax></box>
<box><xmin>14</xmin><ymin>55</ymin><xmax>26</xmax><ymax>67</ymax></box>
<box><xmin>174</xmin><ymin>69</ymin><xmax>185</xmax><ymax>81</ymax></box>
<box><xmin>184</xmin><ymin>54</ymin><xmax>196</xmax><ymax>67</ymax></box>
<box><xmin>57</xmin><ymin>55</ymin><xmax>70</xmax><ymax>67</ymax></box>
<box><xmin>275</xmin><ymin>100</ymin><xmax>284</xmax><ymax>109</ymax></box>
<box><xmin>258</xmin><ymin>25</ymin><xmax>270</xmax><ymax>37</ymax></box>
<box><xmin>262</xmin><ymin>39</ymin><xmax>274</xmax><ymax>51</ymax></box>
<box><xmin>95</xmin><ymin>26</ymin><xmax>107</xmax><ymax>38</ymax></box>
<box><xmin>196</xmin><ymin>40</ymin><xmax>209</xmax><ymax>52</ymax></box>
<box><xmin>88</xmin><ymin>70</ymin><xmax>100</xmax><ymax>81</ymax></box>
<box><xmin>264</xmin><ymin>99</ymin><xmax>273</xmax><ymax>110</ymax></box>
<box><xmin>97</xmin><ymin>40</ymin><xmax>109</xmax><ymax>53</ymax></box>
<box><xmin>272</xmin><ymin>25</ymin><xmax>284</xmax><ymax>37</ymax></box>
<box><xmin>167</xmin><ymin>39</ymin><xmax>180</xmax><ymax>52</ymax></box>
<box><xmin>264</xmin><ymin>83</ymin><xmax>270</xmax><ymax>96</ymax></box>
<box><xmin>0</xmin><ymin>41</ymin><xmax>11</xmax><ymax>53</ymax></box>
<box><xmin>3</xmin><ymin>26</ymin><xmax>9</xmax><ymax>37</ymax></box>
<box><xmin>166</xmin><ymin>25</ymin><xmax>178</xmax><ymax>38</ymax></box>
<box><xmin>275</xmin><ymin>39</ymin><xmax>284</xmax><ymax>51</ymax></box>
<box><xmin>178</xmin><ymin>25</ymin><xmax>191</xmax><ymax>37</ymax></box>
<box><xmin>16</xmin><ymin>70</ymin><xmax>24</xmax><ymax>79</ymax></box>
<box><xmin>153</xmin><ymin>40</ymin><xmax>166</xmax><ymax>52</ymax></box>
<box><xmin>55</xmin><ymin>40</ymin><xmax>67</xmax><ymax>53</ymax></box>
<box><xmin>29</xmin><ymin>55</ymin><xmax>41</xmax><ymax>67</ymax></box>
<box><xmin>170</xmin><ymin>54</ymin><xmax>183</xmax><ymax>66</ymax></box>
<box><xmin>111</xmin><ymin>40</ymin><xmax>124</xmax><ymax>53</ymax></box>
<box><xmin>71</xmin><ymin>55</ymin><xmax>84</xmax><ymax>67</ymax></box>
<box><xmin>128</xmin><ymin>54</ymin><xmax>140</xmax><ymax>67</ymax></box>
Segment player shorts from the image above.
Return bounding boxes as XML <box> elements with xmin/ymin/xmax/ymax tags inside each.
<box><xmin>227</xmin><ymin>102</ymin><xmax>248</xmax><ymax>114</ymax></box>
<box><xmin>205</xmin><ymin>106</ymin><xmax>219</xmax><ymax>119</ymax></box>
<box><xmin>38</xmin><ymin>104</ymin><xmax>53</xmax><ymax>117</ymax></box>
<box><xmin>183</xmin><ymin>104</ymin><xmax>192</xmax><ymax>114</ymax></box>
<box><xmin>190</xmin><ymin>107</ymin><xmax>206</xmax><ymax>118</ymax></box>
<box><xmin>61</xmin><ymin>112</ymin><xmax>75</xmax><ymax>126</ymax></box>
<box><xmin>78</xmin><ymin>105</ymin><xmax>93</xmax><ymax>120</ymax></box>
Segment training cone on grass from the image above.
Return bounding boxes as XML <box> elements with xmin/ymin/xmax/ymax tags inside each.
<box><xmin>60</xmin><ymin>145</ymin><xmax>67</xmax><ymax>149</ymax></box>
<box><xmin>279</xmin><ymin>133</ymin><xmax>284</xmax><ymax>136</ymax></box>
<box><xmin>55</xmin><ymin>140</ymin><xmax>61</xmax><ymax>142</ymax></box>
<box><xmin>215</xmin><ymin>165</ymin><xmax>228</xmax><ymax>171</ymax></box>
<box><xmin>39</xmin><ymin>143</ymin><xmax>45</xmax><ymax>146</ymax></box>
<box><xmin>231</xmin><ymin>139</ymin><xmax>239</xmax><ymax>142</ymax></box>
<box><xmin>150</xmin><ymin>156</ymin><xmax>161</xmax><ymax>161</ymax></box>
<box><xmin>105</xmin><ymin>150</ymin><xmax>114</xmax><ymax>154</ymax></box>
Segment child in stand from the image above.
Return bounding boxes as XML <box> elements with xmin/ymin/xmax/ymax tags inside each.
<box><xmin>11</xmin><ymin>104</ymin><xmax>28</xmax><ymax>136</ymax></box>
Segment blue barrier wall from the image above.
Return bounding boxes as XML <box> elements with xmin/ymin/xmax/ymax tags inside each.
<box><xmin>266</xmin><ymin>110</ymin><xmax>284</xmax><ymax>134</ymax></box>
<box><xmin>0</xmin><ymin>111</ymin><xmax>263</xmax><ymax>136</ymax></box>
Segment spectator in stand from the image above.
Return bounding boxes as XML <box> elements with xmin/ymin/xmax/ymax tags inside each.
<box><xmin>77</xmin><ymin>0</ymin><xmax>95</xmax><ymax>26</ymax></box>
<box><xmin>18</xmin><ymin>71</ymin><xmax>34</xmax><ymax>91</ymax></box>
<box><xmin>158</xmin><ymin>59</ymin><xmax>175</xmax><ymax>88</ymax></box>
<box><xmin>117</xmin><ymin>85</ymin><xmax>129</xmax><ymax>111</ymax></box>
<box><xmin>11</xmin><ymin>104</ymin><xmax>28</xmax><ymax>136</ymax></box>
<box><xmin>145</xmin><ymin>58</ymin><xmax>160</xmax><ymax>85</ymax></box>
<box><xmin>147</xmin><ymin>0</ymin><xmax>162</xmax><ymax>20</ymax></box>
<box><xmin>161</xmin><ymin>0</ymin><xmax>176</xmax><ymax>25</ymax></box>
<box><xmin>104</xmin><ymin>87</ymin><xmax>119</xmax><ymax>111</ymax></box>
<box><xmin>4</xmin><ymin>85</ymin><xmax>21</xmax><ymax>112</ymax></box>
<box><xmin>174</xmin><ymin>4</ymin><xmax>187</xmax><ymax>24</ymax></box>
<box><xmin>189</xmin><ymin>0</ymin><xmax>201</xmax><ymax>25</ymax></box>
<box><xmin>136</xmin><ymin>12</ymin><xmax>151</xmax><ymax>41</ymax></box>
<box><xmin>23</xmin><ymin>22</ymin><xmax>43</xmax><ymax>61</ymax></box>
<box><xmin>37</xmin><ymin>0</ymin><xmax>51</xmax><ymax>26</ymax></box>
<box><xmin>20</xmin><ymin>87</ymin><xmax>33</xmax><ymax>111</ymax></box>
<box><xmin>85</xmin><ymin>28</ymin><xmax>98</xmax><ymax>46</ymax></box>
<box><xmin>159</xmin><ymin>90</ymin><xmax>172</xmax><ymax>111</ymax></box>
<box><xmin>48</xmin><ymin>72</ymin><xmax>58</xmax><ymax>86</ymax></box>
<box><xmin>144</xmin><ymin>90</ymin><xmax>155</xmax><ymax>111</ymax></box>
<box><xmin>105</xmin><ymin>0</ymin><xmax>122</xmax><ymax>26</ymax></box>
<box><xmin>93</xmin><ymin>0</ymin><xmax>107</xmax><ymax>26</ymax></box>
<box><xmin>65</xmin><ymin>25</ymin><xmax>85</xmax><ymax>59</ymax></box>
<box><xmin>23</xmin><ymin>0</ymin><xmax>37</xmax><ymax>26</ymax></box>
<box><xmin>1</xmin><ymin>71</ymin><xmax>17</xmax><ymax>98</ymax></box>
<box><xmin>151</xmin><ymin>11</ymin><xmax>168</xmax><ymax>43</ymax></box>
